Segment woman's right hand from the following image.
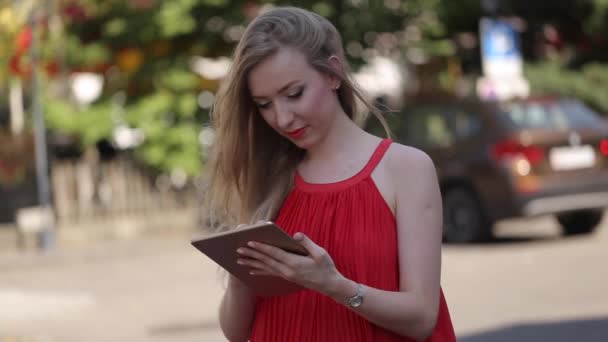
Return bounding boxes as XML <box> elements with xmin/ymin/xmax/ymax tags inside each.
<box><xmin>226</xmin><ymin>221</ymin><xmax>267</xmax><ymax>293</ymax></box>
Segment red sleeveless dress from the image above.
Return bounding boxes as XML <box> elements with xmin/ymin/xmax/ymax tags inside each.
<box><xmin>250</xmin><ymin>139</ymin><xmax>456</xmax><ymax>342</ymax></box>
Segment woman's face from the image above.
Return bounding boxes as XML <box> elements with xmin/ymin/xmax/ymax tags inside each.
<box><xmin>248</xmin><ymin>47</ymin><xmax>342</xmax><ymax>149</ymax></box>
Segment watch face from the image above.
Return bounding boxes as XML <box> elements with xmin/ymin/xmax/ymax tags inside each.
<box><xmin>349</xmin><ymin>296</ymin><xmax>363</xmax><ymax>308</ymax></box>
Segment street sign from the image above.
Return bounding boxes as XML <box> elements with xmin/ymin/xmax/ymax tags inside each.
<box><xmin>478</xmin><ymin>17</ymin><xmax>529</xmax><ymax>101</ymax></box>
<box><xmin>480</xmin><ymin>18</ymin><xmax>522</xmax><ymax>78</ymax></box>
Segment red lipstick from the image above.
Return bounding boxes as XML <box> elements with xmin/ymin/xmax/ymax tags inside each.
<box><xmin>287</xmin><ymin>127</ymin><xmax>307</xmax><ymax>139</ymax></box>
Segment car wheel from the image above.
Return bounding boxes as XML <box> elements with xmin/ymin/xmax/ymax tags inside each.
<box><xmin>556</xmin><ymin>209</ymin><xmax>604</xmax><ymax>236</ymax></box>
<box><xmin>443</xmin><ymin>187</ymin><xmax>492</xmax><ymax>243</ymax></box>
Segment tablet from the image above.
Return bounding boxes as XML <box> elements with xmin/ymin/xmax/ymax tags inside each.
<box><xmin>191</xmin><ymin>221</ymin><xmax>308</xmax><ymax>297</ymax></box>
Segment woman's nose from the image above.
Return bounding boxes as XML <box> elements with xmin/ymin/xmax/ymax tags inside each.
<box><xmin>275</xmin><ymin>102</ymin><xmax>294</xmax><ymax>129</ymax></box>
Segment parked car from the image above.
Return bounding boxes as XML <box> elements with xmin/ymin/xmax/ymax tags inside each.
<box><xmin>366</xmin><ymin>95</ymin><xmax>608</xmax><ymax>243</ymax></box>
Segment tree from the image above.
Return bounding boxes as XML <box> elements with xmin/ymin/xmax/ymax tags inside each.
<box><xmin>4</xmin><ymin>0</ymin><xmax>608</xmax><ymax>179</ymax></box>
<box><xmin>24</xmin><ymin>0</ymin><xmax>456</xmax><ymax>177</ymax></box>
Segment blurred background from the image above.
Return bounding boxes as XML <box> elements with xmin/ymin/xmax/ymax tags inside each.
<box><xmin>1</xmin><ymin>0</ymin><xmax>608</xmax><ymax>341</ymax></box>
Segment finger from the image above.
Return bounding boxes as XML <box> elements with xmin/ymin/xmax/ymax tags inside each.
<box><xmin>247</xmin><ymin>241</ymin><xmax>298</xmax><ymax>265</ymax></box>
<box><xmin>237</xmin><ymin>257</ymin><xmax>274</xmax><ymax>273</ymax></box>
<box><xmin>293</xmin><ymin>233</ymin><xmax>325</xmax><ymax>260</ymax></box>
<box><xmin>238</xmin><ymin>245</ymin><xmax>291</xmax><ymax>275</ymax></box>
<box><xmin>245</xmin><ymin>263</ymin><xmax>278</xmax><ymax>277</ymax></box>
<box><xmin>249</xmin><ymin>269</ymin><xmax>274</xmax><ymax>276</ymax></box>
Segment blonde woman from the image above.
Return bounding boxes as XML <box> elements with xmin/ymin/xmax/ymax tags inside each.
<box><xmin>204</xmin><ymin>6</ymin><xmax>456</xmax><ymax>342</ymax></box>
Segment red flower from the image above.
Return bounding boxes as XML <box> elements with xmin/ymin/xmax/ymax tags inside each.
<box><xmin>8</xmin><ymin>53</ymin><xmax>31</xmax><ymax>78</ymax></box>
<box><xmin>15</xmin><ymin>27</ymin><xmax>32</xmax><ymax>53</ymax></box>
<box><xmin>9</xmin><ymin>54</ymin><xmax>23</xmax><ymax>75</ymax></box>
<box><xmin>45</xmin><ymin>60</ymin><xmax>61</xmax><ymax>76</ymax></box>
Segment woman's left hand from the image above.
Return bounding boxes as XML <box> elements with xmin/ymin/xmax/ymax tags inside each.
<box><xmin>236</xmin><ymin>232</ymin><xmax>343</xmax><ymax>296</ymax></box>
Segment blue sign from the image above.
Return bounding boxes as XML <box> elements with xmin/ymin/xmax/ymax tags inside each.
<box><xmin>480</xmin><ymin>18</ymin><xmax>522</xmax><ymax>78</ymax></box>
<box><xmin>481</xmin><ymin>19</ymin><xmax>520</xmax><ymax>59</ymax></box>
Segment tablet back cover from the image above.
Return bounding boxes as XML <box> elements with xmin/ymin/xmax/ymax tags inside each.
<box><xmin>191</xmin><ymin>223</ymin><xmax>306</xmax><ymax>297</ymax></box>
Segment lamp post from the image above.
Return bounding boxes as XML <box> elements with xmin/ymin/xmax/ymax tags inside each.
<box><xmin>30</xmin><ymin>6</ymin><xmax>55</xmax><ymax>250</ymax></box>
<box><xmin>481</xmin><ymin>0</ymin><xmax>500</xmax><ymax>16</ymax></box>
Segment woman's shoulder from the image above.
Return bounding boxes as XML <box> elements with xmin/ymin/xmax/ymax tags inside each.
<box><xmin>386</xmin><ymin>142</ymin><xmax>434</xmax><ymax>168</ymax></box>
<box><xmin>384</xmin><ymin>142</ymin><xmax>437</xmax><ymax>181</ymax></box>
<box><xmin>368</xmin><ymin>140</ymin><xmax>438</xmax><ymax>214</ymax></box>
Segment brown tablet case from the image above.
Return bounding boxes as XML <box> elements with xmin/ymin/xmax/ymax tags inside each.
<box><xmin>191</xmin><ymin>221</ymin><xmax>308</xmax><ymax>297</ymax></box>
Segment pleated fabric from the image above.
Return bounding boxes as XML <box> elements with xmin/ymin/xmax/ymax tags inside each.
<box><xmin>249</xmin><ymin>139</ymin><xmax>456</xmax><ymax>342</ymax></box>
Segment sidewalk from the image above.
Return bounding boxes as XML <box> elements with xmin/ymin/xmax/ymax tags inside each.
<box><xmin>3</xmin><ymin>213</ymin><xmax>608</xmax><ymax>341</ymax></box>
<box><xmin>0</xmin><ymin>208</ymin><xmax>198</xmax><ymax>252</ymax></box>
<box><xmin>0</xmin><ymin>212</ymin><xmax>228</xmax><ymax>342</ymax></box>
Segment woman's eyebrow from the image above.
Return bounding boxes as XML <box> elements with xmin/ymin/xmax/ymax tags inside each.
<box><xmin>251</xmin><ymin>80</ymin><xmax>300</xmax><ymax>100</ymax></box>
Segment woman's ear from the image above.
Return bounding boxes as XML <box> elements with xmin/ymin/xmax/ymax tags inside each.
<box><xmin>327</xmin><ymin>55</ymin><xmax>343</xmax><ymax>90</ymax></box>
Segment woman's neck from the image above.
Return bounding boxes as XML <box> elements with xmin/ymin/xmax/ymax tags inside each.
<box><xmin>304</xmin><ymin>110</ymin><xmax>370</xmax><ymax>164</ymax></box>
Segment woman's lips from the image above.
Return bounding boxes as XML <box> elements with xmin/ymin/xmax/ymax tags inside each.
<box><xmin>287</xmin><ymin>127</ymin><xmax>307</xmax><ymax>139</ymax></box>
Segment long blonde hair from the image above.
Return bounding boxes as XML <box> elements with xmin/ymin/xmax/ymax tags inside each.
<box><xmin>203</xmin><ymin>7</ymin><xmax>388</xmax><ymax>230</ymax></box>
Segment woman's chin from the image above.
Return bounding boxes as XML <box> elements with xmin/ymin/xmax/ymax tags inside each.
<box><xmin>289</xmin><ymin>137</ymin><xmax>313</xmax><ymax>150</ymax></box>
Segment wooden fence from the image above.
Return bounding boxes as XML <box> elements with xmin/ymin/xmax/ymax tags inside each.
<box><xmin>51</xmin><ymin>151</ymin><xmax>199</xmax><ymax>225</ymax></box>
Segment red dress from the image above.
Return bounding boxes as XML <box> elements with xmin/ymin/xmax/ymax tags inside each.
<box><xmin>250</xmin><ymin>139</ymin><xmax>456</xmax><ymax>342</ymax></box>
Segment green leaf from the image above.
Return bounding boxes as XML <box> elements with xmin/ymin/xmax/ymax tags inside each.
<box><xmin>177</xmin><ymin>94</ymin><xmax>198</xmax><ymax>118</ymax></box>
<box><xmin>160</xmin><ymin>69</ymin><xmax>199</xmax><ymax>91</ymax></box>
<box><xmin>104</xmin><ymin>18</ymin><xmax>128</xmax><ymax>36</ymax></box>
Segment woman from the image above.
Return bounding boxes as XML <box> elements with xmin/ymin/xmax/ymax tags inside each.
<box><xmin>204</xmin><ymin>6</ymin><xmax>456</xmax><ymax>342</ymax></box>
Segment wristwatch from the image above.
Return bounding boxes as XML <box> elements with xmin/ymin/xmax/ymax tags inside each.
<box><xmin>346</xmin><ymin>283</ymin><xmax>364</xmax><ymax>308</ymax></box>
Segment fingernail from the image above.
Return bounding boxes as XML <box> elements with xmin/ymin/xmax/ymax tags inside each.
<box><xmin>249</xmin><ymin>271</ymin><xmax>256</xmax><ymax>275</ymax></box>
<box><xmin>237</xmin><ymin>259</ymin><xmax>244</xmax><ymax>265</ymax></box>
<box><xmin>247</xmin><ymin>241</ymin><xmax>255</xmax><ymax>248</ymax></box>
<box><xmin>236</xmin><ymin>248</ymin><xmax>244</xmax><ymax>254</ymax></box>
<box><xmin>294</xmin><ymin>233</ymin><xmax>302</xmax><ymax>240</ymax></box>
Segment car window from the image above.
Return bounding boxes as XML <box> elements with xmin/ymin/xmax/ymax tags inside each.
<box><xmin>560</xmin><ymin>100</ymin><xmax>605</xmax><ymax>127</ymax></box>
<box><xmin>401</xmin><ymin>106</ymin><xmax>454</xmax><ymax>148</ymax></box>
<box><xmin>453</xmin><ymin>109</ymin><xmax>482</xmax><ymax>139</ymax></box>
<box><xmin>500</xmin><ymin>99</ymin><xmax>603</xmax><ymax>130</ymax></box>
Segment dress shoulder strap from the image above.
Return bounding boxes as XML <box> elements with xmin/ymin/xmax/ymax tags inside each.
<box><xmin>360</xmin><ymin>138</ymin><xmax>392</xmax><ymax>178</ymax></box>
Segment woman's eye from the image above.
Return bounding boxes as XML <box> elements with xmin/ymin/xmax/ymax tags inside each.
<box><xmin>287</xmin><ymin>89</ymin><xmax>303</xmax><ymax>99</ymax></box>
<box><xmin>256</xmin><ymin>102</ymin><xmax>271</xmax><ymax>110</ymax></box>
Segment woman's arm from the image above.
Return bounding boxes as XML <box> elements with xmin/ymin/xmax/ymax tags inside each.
<box><xmin>326</xmin><ymin>277</ymin><xmax>439</xmax><ymax>341</ymax></box>
<box><xmin>236</xmin><ymin>146</ymin><xmax>444</xmax><ymax>341</ymax></box>
<box><xmin>218</xmin><ymin>275</ymin><xmax>257</xmax><ymax>342</ymax></box>
<box><xmin>326</xmin><ymin>147</ymin><xmax>443</xmax><ymax>340</ymax></box>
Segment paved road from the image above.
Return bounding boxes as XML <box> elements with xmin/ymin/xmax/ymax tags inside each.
<box><xmin>1</xmin><ymin>212</ymin><xmax>607</xmax><ymax>341</ymax></box>
<box><xmin>445</xmin><ymin>214</ymin><xmax>608</xmax><ymax>342</ymax></box>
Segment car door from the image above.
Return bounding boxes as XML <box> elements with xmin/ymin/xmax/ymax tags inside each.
<box><xmin>399</xmin><ymin>105</ymin><xmax>455</xmax><ymax>178</ymax></box>
<box><xmin>445</xmin><ymin>103</ymin><xmax>488</xmax><ymax>177</ymax></box>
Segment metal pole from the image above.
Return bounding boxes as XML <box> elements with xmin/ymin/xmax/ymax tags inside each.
<box><xmin>30</xmin><ymin>6</ymin><xmax>55</xmax><ymax>251</ymax></box>
<box><xmin>481</xmin><ymin>0</ymin><xmax>500</xmax><ymax>16</ymax></box>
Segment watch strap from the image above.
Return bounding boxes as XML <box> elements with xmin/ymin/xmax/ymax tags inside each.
<box><xmin>346</xmin><ymin>283</ymin><xmax>364</xmax><ymax>307</ymax></box>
